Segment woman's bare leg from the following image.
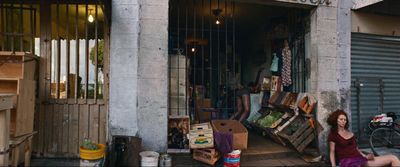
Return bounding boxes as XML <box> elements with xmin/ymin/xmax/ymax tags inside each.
<box><xmin>238</xmin><ymin>95</ymin><xmax>250</xmax><ymax>122</ymax></box>
<box><xmin>366</xmin><ymin>154</ymin><xmax>400</xmax><ymax>167</ymax></box>
<box><xmin>230</xmin><ymin>97</ymin><xmax>243</xmax><ymax>120</ymax></box>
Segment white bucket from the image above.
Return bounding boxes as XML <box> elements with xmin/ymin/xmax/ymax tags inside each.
<box><xmin>140</xmin><ymin>151</ymin><xmax>160</xmax><ymax>167</ymax></box>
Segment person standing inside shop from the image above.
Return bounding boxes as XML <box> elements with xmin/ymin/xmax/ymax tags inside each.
<box><xmin>327</xmin><ymin>109</ymin><xmax>400</xmax><ymax>167</ymax></box>
<box><xmin>229</xmin><ymin>82</ymin><xmax>250</xmax><ymax>123</ymax></box>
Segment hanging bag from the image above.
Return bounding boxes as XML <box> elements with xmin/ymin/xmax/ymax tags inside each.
<box><xmin>270</xmin><ymin>53</ymin><xmax>279</xmax><ymax>72</ymax></box>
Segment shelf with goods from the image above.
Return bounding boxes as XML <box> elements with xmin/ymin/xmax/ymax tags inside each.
<box><xmin>250</xmin><ymin>91</ymin><xmax>321</xmax><ymax>152</ymax></box>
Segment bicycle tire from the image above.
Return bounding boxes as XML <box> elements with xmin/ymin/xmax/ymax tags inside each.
<box><xmin>369</xmin><ymin>127</ymin><xmax>400</xmax><ymax>156</ymax></box>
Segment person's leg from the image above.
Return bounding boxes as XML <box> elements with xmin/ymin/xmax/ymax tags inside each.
<box><xmin>366</xmin><ymin>154</ymin><xmax>400</xmax><ymax>167</ymax></box>
<box><xmin>230</xmin><ymin>97</ymin><xmax>242</xmax><ymax>120</ymax></box>
<box><xmin>238</xmin><ymin>94</ymin><xmax>250</xmax><ymax>122</ymax></box>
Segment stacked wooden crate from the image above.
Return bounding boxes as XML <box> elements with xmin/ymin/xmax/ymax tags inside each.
<box><xmin>0</xmin><ymin>95</ymin><xmax>13</xmax><ymax>166</ymax></box>
<box><xmin>0</xmin><ymin>51</ymin><xmax>37</xmax><ymax>166</ymax></box>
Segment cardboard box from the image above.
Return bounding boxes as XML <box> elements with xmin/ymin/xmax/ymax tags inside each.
<box><xmin>189</xmin><ymin>123</ymin><xmax>214</xmax><ymax>149</ymax></box>
<box><xmin>211</xmin><ymin>120</ymin><xmax>248</xmax><ymax>149</ymax></box>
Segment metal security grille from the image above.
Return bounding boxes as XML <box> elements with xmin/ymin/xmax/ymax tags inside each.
<box><xmin>351</xmin><ymin>33</ymin><xmax>400</xmax><ymax>146</ymax></box>
<box><xmin>49</xmin><ymin>2</ymin><xmax>105</xmax><ymax>101</ymax></box>
<box><xmin>0</xmin><ymin>4</ymin><xmax>37</xmax><ymax>53</ymax></box>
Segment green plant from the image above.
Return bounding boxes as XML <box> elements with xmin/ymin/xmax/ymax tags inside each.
<box><xmin>82</xmin><ymin>139</ymin><xmax>99</xmax><ymax>150</ymax></box>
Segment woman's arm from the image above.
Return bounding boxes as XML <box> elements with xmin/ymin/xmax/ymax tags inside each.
<box><xmin>358</xmin><ymin>148</ymin><xmax>374</xmax><ymax>160</ymax></box>
<box><xmin>329</xmin><ymin>141</ymin><xmax>336</xmax><ymax>167</ymax></box>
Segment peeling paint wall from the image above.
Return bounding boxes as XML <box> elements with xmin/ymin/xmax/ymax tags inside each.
<box><xmin>109</xmin><ymin>0</ymin><xmax>169</xmax><ymax>152</ymax></box>
<box><xmin>109</xmin><ymin>0</ymin><xmax>140</xmax><ymax>137</ymax></box>
<box><xmin>309</xmin><ymin>0</ymin><xmax>352</xmax><ymax>161</ymax></box>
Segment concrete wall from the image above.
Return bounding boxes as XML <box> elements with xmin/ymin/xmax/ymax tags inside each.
<box><xmin>110</xmin><ymin>0</ymin><xmax>140</xmax><ymax>137</ymax></box>
<box><xmin>136</xmin><ymin>0</ymin><xmax>169</xmax><ymax>152</ymax></box>
<box><xmin>110</xmin><ymin>0</ymin><xmax>169</xmax><ymax>152</ymax></box>
<box><xmin>352</xmin><ymin>12</ymin><xmax>400</xmax><ymax>36</ymax></box>
<box><xmin>309</xmin><ymin>0</ymin><xmax>351</xmax><ymax>159</ymax></box>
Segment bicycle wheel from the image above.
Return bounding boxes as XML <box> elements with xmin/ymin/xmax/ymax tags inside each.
<box><xmin>369</xmin><ymin>127</ymin><xmax>400</xmax><ymax>156</ymax></box>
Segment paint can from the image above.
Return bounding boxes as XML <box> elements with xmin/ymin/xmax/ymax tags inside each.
<box><xmin>159</xmin><ymin>153</ymin><xmax>172</xmax><ymax>167</ymax></box>
<box><xmin>139</xmin><ymin>151</ymin><xmax>159</xmax><ymax>167</ymax></box>
<box><xmin>223</xmin><ymin>150</ymin><xmax>241</xmax><ymax>167</ymax></box>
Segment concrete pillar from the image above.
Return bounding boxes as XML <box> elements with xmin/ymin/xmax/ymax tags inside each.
<box><xmin>110</xmin><ymin>0</ymin><xmax>169</xmax><ymax>152</ymax></box>
<box><xmin>109</xmin><ymin>0</ymin><xmax>140</xmax><ymax>137</ymax></box>
<box><xmin>136</xmin><ymin>0</ymin><xmax>169</xmax><ymax>152</ymax></box>
<box><xmin>309</xmin><ymin>0</ymin><xmax>340</xmax><ymax>159</ymax></box>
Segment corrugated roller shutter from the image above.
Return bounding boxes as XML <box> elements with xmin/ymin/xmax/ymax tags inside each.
<box><xmin>351</xmin><ymin>33</ymin><xmax>400</xmax><ymax>146</ymax></box>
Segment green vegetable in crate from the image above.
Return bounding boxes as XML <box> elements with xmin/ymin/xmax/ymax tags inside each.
<box><xmin>257</xmin><ymin>111</ymin><xmax>284</xmax><ymax>128</ymax></box>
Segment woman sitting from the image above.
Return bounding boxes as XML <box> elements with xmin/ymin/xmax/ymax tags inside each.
<box><xmin>328</xmin><ymin>109</ymin><xmax>400</xmax><ymax>167</ymax></box>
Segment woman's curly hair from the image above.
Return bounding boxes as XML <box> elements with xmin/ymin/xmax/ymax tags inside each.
<box><xmin>327</xmin><ymin>109</ymin><xmax>349</xmax><ymax>131</ymax></box>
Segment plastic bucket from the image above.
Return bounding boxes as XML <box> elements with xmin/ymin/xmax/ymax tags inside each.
<box><xmin>79</xmin><ymin>144</ymin><xmax>106</xmax><ymax>160</ymax></box>
<box><xmin>224</xmin><ymin>150</ymin><xmax>241</xmax><ymax>167</ymax></box>
<box><xmin>140</xmin><ymin>151</ymin><xmax>160</xmax><ymax>167</ymax></box>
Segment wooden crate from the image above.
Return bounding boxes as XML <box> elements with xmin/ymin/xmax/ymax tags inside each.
<box><xmin>0</xmin><ymin>95</ymin><xmax>13</xmax><ymax>166</ymax></box>
<box><xmin>9</xmin><ymin>132</ymin><xmax>35</xmax><ymax>167</ymax></box>
<box><xmin>0</xmin><ymin>52</ymin><xmax>37</xmax><ymax>137</ymax></box>
<box><xmin>193</xmin><ymin>149</ymin><xmax>220</xmax><ymax>165</ymax></box>
<box><xmin>189</xmin><ymin>123</ymin><xmax>214</xmax><ymax>149</ymax></box>
<box><xmin>277</xmin><ymin>117</ymin><xmax>322</xmax><ymax>152</ymax></box>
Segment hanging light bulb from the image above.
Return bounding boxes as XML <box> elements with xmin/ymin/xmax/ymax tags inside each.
<box><xmin>215</xmin><ymin>18</ymin><xmax>220</xmax><ymax>25</ymax></box>
<box><xmin>88</xmin><ymin>9</ymin><xmax>94</xmax><ymax>23</ymax></box>
<box><xmin>191</xmin><ymin>47</ymin><xmax>196</xmax><ymax>52</ymax></box>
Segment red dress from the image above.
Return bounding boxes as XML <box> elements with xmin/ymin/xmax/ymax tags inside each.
<box><xmin>328</xmin><ymin>131</ymin><xmax>367</xmax><ymax>167</ymax></box>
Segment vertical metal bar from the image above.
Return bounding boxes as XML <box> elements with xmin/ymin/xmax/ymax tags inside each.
<box><xmin>30</xmin><ymin>5</ymin><xmax>34</xmax><ymax>53</ymax></box>
<box><xmin>0</xmin><ymin>4</ymin><xmax>4</xmax><ymax>51</ymax></box>
<box><xmin>176</xmin><ymin>0</ymin><xmax>180</xmax><ymax>116</ymax></box>
<box><xmin>356</xmin><ymin>78</ymin><xmax>361</xmax><ymax>139</ymax></box>
<box><xmin>184</xmin><ymin>1</ymin><xmax>188</xmax><ymax>116</ymax></box>
<box><xmin>193</xmin><ymin>0</ymin><xmax>196</xmax><ymax>119</ymax></box>
<box><xmin>75</xmin><ymin>4</ymin><xmax>79</xmax><ymax>100</ymax></box>
<box><xmin>232</xmin><ymin>1</ymin><xmax>236</xmax><ymax>112</ymax></box>
<box><xmin>19</xmin><ymin>3</ymin><xmax>23</xmax><ymax>51</ymax></box>
<box><xmin>94</xmin><ymin>4</ymin><xmax>98</xmax><ymax>100</ymax></box>
<box><xmin>201</xmin><ymin>0</ymin><xmax>205</xmax><ymax>88</ymax></box>
<box><xmin>33</xmin><ymin>8</ymin><xmax>37</xmax><ymax>54</ymax></box>
<box><xmin>209</xmin><ymin>0</ymin><xmax>212</xmax><ymax>101</ymax></box>
<box><xmin>66</xmin><ymin>3</ymin><xmax>70</xmax><ymax>99</ymax></box>
<box><xmin>177</xmin><ymin>0</ymin><xmax>180</xmax><ymax>50</ymax></box>
<box><xmin>56</xmin><ymin>2</ymin><xmax>61</xmax><ymax>99</ymax></box>
<box><xmin>217</xmin><ymin>0</ymin><xmax>220</xmax><ymax>102</ymax></box>
<box><xmin>85</xmin><ymin>4</ymin><xmax>89</xmax><ymax>100</ymax></box>
<box><xmin>10</xmin><ymin>4</ymin><xmax>14</xmax><ymax>52</ymax></box>
<box><xmin>224</xmin><ymin>0</ymin><xmax>228</xmax><ymax>114</ymax></box>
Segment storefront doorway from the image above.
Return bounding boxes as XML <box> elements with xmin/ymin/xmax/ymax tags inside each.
<box><xmin>167</xmin><ymin>0</ymin><xmax>317</xmax><ymax>155</ymax></box>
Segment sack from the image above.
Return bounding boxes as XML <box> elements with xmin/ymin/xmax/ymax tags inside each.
<box><xmin>270</xmin><ymin>53</ymin><xmax>279</xmax><ymax>72</ymax></box>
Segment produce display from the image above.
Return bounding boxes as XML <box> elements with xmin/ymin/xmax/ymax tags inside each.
<box><xmin>281</xmin><ymin>117</ymin><xmax>303</xmax><ymax>135</ymax></box>
<box><xmin>256</xmin><ymin>111</ymin><xmax>284</xmax><ymax>128</ymax></box>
